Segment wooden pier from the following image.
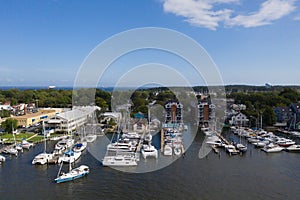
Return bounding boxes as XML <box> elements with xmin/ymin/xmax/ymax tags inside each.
<box><xmin>160</xmin><ymin>129</ymin><xmax>164</xmax><ymax>153</ymax></box>
<box><xmin>216</xmin><ymin>132</ymin><xmax>231</xmax><ymax>145</ymax></box>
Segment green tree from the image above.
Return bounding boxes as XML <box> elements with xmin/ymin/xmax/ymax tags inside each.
<box><xmin>1</xmin><ymin>118</ymin><xmax>18</xmax><ymax>133</ymax></box>
<box><xmin>263</xmin><ymin>106</ymin><xmax>276</xmax><ymax>126</ymax></box>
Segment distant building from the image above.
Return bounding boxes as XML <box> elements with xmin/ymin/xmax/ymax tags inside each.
<box><xmin>229</xmin><ymin>113</ymin><xmax>249</xmax><ymax>127</ymax></box>
<box><xmin>165</xmin><ymin>101</ymin><xmax>183</xmax><ymax>124</ymax></box>
<box><xmin>46</xmin><ymin>106</ymin><xmax>100</xmax><ymax>133</ymax></box>
<box><xmin>198</xmin><ymin>102</ymin><xmax>215</xmax><ymax>127</ymax></box>
<box><xmin>274</xmin><ymin>103</ymin><xmax>300</xmax><ymax>129</ymax></box>
<box><xmin>13</xmin><ymin>109</ymin><xmax>59</xmax><ymax>127</ymax></box>
<box><xmin>0</xmin><ymin>101</ymin><xmax>12</xmax><ymax>111</ymax></box>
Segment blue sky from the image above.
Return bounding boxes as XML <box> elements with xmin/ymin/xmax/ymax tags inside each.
<box><xmin>0</xmin><ymin>0</ymin><xmax>300</xmax><ymax>87</ymax></box>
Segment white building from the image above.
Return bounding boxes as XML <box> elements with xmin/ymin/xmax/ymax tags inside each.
<box><xmin>229</xmin><ymin>113</ymin><xmax>249</xmax><ymax>127</ymax></box>
<box><xmin>46</xmin><ymin>106</ymin><xmax>100</xmax><ymax>133</ymax></box>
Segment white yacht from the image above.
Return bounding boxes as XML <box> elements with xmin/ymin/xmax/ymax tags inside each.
<box><xmin>173</xmin><ymin>144</ymin><xmax>182</xmax><ymax>156</ymax></box>
<box><xmin>21</xmin><ymin>139</ymin><xmax>33</xmax><ymax>150</ymax></box>
<box><xmin>0</xmin><ymin>155</ymin><xmax>5</xmax><ymax>162</ymax></box>
<box><xmin>107</xmin><ymin>142</ymin><xmax>137</xmax><ymax>152</ymax></box>
<box><xmin>55</xmin><ymin>138</ymin><xmax>74</xmax><ymax>151</ymax></box>
<box><xmin>58</xmin><ymin>150</ymin><xmax>81</xmax><ymax>164</ymax></box>
<box><xmin>163</xmin><ymin>144</ymin><xmax>173</xmax><ymax>156</ymax></box>
<box><xmin>32</xmin><ymin>153</ymin><xmax>54</xmax><ymax>165</ymax></box>
<box><xmin>262</xmin><ymin>143</ymin><xmax>284</xmax><ymax>153</ymax></box>
<box><xmin>286</xmin><ymin>144</ymin><xmax>300</xmax><ymax>152</ymax></box>
<box><xmin>225</xmin><ymin>145</ymin><xmax>239</xmax><ymax>155</ymax></box>
<box><xmin>236</xmin><ymin>143</ymin><xmax>247</xmax><ymax>153</ymax></box>
<box><xmin>102</xmin><ymin>154</ymin><xmax>137</xmax><ymax>166</ymax></box>
<box><xmin>73</xmin><ymin>142</ymin><xmax>87</xmax><ymax>152</ymax></box>
<box><xmin>141</xmin><ymin>144</ymin><xmax>158</xmax><ymax>159</ymax></box>
<box><xmin>3</xmin><ymin>147</ymin><xmax>18</xmax><ymax>156</ymax></box>
<box><xmin>55</xmin><ymin>165</ymin><xmax>89</xmax><ymax>183</ymax></box>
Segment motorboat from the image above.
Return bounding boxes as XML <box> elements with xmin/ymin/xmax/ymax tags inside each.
<box><xmin>253</xmin><ymin>140</ymin><xmax>269</xmax><ymax>148</ymax></box>
<box><xmin>0</xmin><ymin>155</ymin><xmax>5</xmax><ymax>162</ymax></box>
<box><xmin>21</xmin><ymin>139</ymin><xmax>33</xmax><ymax>149</ymax></box>
<box><xmin>225</xmin><ymin>145</ymin><xmax>239</xmax><ymax>155</ymax></box>
<box><xmin>276</xmin><ymin>139</ymin><xmax>295</xmax><ymax>147</ymax></box>
<box><xmin>58</xmin><ymin>150</ymin><xmax>81</xmax><ymax>164</ymax></box>
<box><xmin>144</xmin><ymin>134</ymin><xmax>152</xmax><ymax>143</ymax></box>
<box><xmin>50</xmin><ymin>135</ymin><xmax>67</xmax><ymax>141</ymax></box>
<box><xmin>73</xmin><ymin>142</ymin><xmax>87</xmax><ymax>152</ymax></box>
<box><xmin>173</xmin><ymin>144</ymin><xmax>182</xmax><ymax>156</ymax></box>
<box><xmin>107</xmin><ymin>142</ymin><xmax>137</xmax><ymax>152</ymax></box>
<box><xmin>163</xmin><ymin>144</ymin><xmax>173</xmax><ymax>156</ymax></box>
<box><xmin>141</xmin><ymin>144</ymin><xmax>158</xmax><ymax>159</ymax></box>
<box><xmin>3</xmin><ymin>147</ymin><xmax>18</xmax><ymax>156</ymax></box>
<box><xmin>55</xmin><ymin>165</ymin><xmax>89</xmax><ymax>183</ymax></box>
<box><xmin>32</xmin><ymin>153</ymin><xmax>54</xmax><ymax>165</ymax></box>
<box><xmin>286</xmin><ymin>144</ymin><xmax>300</xmax><ymax>152</ymax></box>
<box><xmin>236</xmin><ymin>143</ymin><xmax>247</xmax><ymax>153</ymax></box>
<box><xmin>15</xmin><ymin>144</ymin><xmax>23</xmax><ymax>152</ymax></box>
<box><xmin>262</xmin><ymin>143</ymin><xmax>284</xmax><ymax>153</ymax></box>
<box><xmin>102</xmin><ymin>155</ymin><xmax>137</xmax><ymax>166</ymax></box>
<box><xmin>55</xmin><ymin>138</ymin><xmax>74</xmax><ymax>151</ymax></box>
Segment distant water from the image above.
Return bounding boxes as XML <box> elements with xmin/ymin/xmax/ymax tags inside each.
<box><xmin>1</xmin><ymin>130</ymin><xmax>300</xmax><ymax>199</ymax></box>
<box><xmin>0</xmin><ymin>86</ymin><xmax>148</xmax><ymax>91</ymax></box>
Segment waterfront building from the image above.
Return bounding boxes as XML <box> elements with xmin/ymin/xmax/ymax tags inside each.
<box><xmin>165</xmin><ymin>101</ymin><xmax>183</xmax><ymax>124</ymax></box>
<box><xmin>229</xmin><ymin>113</ymin><xmax>249</xmax><ymax>127</ymax></box>
<box><xmin>0</xmin><ymin>101</ymin><xmax>12</xmax><ymax>111</ymax></box>
<box><xmin>198</xmin><ymin>102</ymin><xmax>215</xmax><ymax>127</ymax></box>
<box><xmin>13</xmin><ymin>109</ymin><xmax>59</xmax><ymax>127</ymax></box>
<box><xmin>46</xmin><ymin>106</ymin><xmax>100</xmax><ymax>134</ymax></box>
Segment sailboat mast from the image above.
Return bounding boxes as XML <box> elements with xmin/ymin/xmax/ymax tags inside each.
<box><xmin>148</xmin><ymin>104</ymin><xmax>150</xmax><ymax>135</ymax></box>
<box><xmin>43</xmin><ymin>121</ymin><xmax>46</xmax><ymax>153</ymax></box>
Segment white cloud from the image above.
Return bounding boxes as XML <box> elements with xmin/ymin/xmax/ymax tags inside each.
<box><xmin>163</xmin><ymin>0</ymin><xmax>238</xmax><ymax>30</ymax></box>
<box><xmin>227</xmin><ymin>0</ymin><xmax>297</xmax><ymax>27</ymax></box>
<box><xmin>162</xmin><ymin>0</ymin><xmax>297</xmax><ymax>30</ymax></box>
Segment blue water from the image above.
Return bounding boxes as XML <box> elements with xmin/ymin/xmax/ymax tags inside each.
<box><xmin>0</xmin><ymin>130</ymin><xmax>300</xmax><ymax>199</ymax></box>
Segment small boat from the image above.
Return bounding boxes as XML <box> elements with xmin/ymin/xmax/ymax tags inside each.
<box><xmin>15</xmin><ymin>144</ymin><xmax>23</xmax><ymax>152</ymax></box>
<box><xmin>21</xmin><ymin>139</ymin><xmax>33</xmax><ymax>150</ymax></box>
<box><xmin>173</xmin><ymin>145</ymin><xmax>182</xmax><ymax>156</ymax></box>
<box><xmin>102</xmin><ymin>155</ymin><xmax>137</xmax><ymax>166</ymax></box>
<box><xmin>286</xmin><ymin>144</ymin><xmax>300</xmax><ymax>152</ymax></box>
<box><xmin>141</xmin><ymin>144</ymin><xmax>158</xmax><ymax>159</ymax></box>
<box><xmin>163</xmin><ymin>144</ymin><xmax>173</xmax><ymax>156</ymax></box>
<box><xmin>3</xmin><ymin>147</ymin><xmax>18</xmax><ymax>156</ymax></box>
<box><xmin>107</xmin><ymin>142</ymin><xmax>137</xmax><ymax>152</ymax></box>
<box><xmin>253</xmin><ymin>141</ymin><xmax>268</xmax><ymax>148</ymax></box>
<box><xmin>0</xmin><ymin>155</ymin><xmax>5</xmax><ymax>162</ymax></box>
<box><xmin>262</xmin><ymin>143</ymin><xmax>284</xmax><ymax>153</ymax></box>
<box><xmin>58</xmin><ymin>150</ymin><xmax>81</xmax><ymax>164</ymax></box>
<box><xmin>276</xmin><ymin>139</ymin><xmax>295</xmax><ymax>147</ymax></box>
<box><xmin>32</xmin><ymin>153</ymin><xmax>54</xmax><ymax>165</ymax></box>
<box><xmin>236</xmin><ymin>143</ymin><xmax>247</xmax><ymax>153</ymax></box>
<box><xmin>50</xmin><ymin>135</ymin><xmax>67</xmax><ymax>141</ymax></box>
<box><xmin>73</xmin><ymin>142</ymin><xmax>87</xmax><ymax>152</ymax></box>
<box><xmin>225</xmin><ymin>145</ymin><xmax>239</xmax><ymax>155</ymax></box>
<box><xmin>55</xmin><ymin>138</ymin><xmax>74</xmax><ymax>151</ymax></box>
<box><xmin>55</xmin><ymin>164</ymin><xmax>89</xmax><ymax>183</ymax></box>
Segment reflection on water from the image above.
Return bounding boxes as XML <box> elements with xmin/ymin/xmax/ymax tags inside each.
<box><xmin>0</xmin><ymin>130</ymin><xmax>300</xmax><ymax>199</ymax></box>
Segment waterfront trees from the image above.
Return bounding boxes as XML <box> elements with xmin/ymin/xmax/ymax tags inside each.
<box><xmin>1</xmin><ymin>118</ymin><xmax>18</xmax><ymax>133</ymax></box>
